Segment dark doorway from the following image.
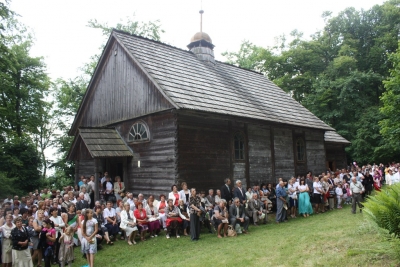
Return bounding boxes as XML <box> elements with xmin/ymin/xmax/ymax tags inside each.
<box><xmin>105</xmin><ymin>159</ymin><xmax>124</xmax><ymax>182</ymax></box>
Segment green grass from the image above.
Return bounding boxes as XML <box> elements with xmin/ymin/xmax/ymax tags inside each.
<box><xmin>73</xmin><ymin>205</ymin><xmax>398</xmax><ymax>267</ymax></box>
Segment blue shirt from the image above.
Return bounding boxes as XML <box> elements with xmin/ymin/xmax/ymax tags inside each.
<box><xmin>276</xmin><ymin>186</ymin><xmax>287</xmax><ymax>198</ymax></box>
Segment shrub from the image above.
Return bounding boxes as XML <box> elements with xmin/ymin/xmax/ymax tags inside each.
<box><xmin>363</xmin><ymin>184</ymin><xmax>400</xmax><ymax>237</ymax></box>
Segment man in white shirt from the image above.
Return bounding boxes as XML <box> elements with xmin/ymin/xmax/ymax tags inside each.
<box><xmin>350</xmin><ymin>177</ymin><xmax>364</xmax><ymax>214</ymax></box>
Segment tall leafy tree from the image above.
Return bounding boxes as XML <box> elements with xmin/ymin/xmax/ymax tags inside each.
<box><xmin>0</xmin><ymin>136</ymin><xmax>41</xmax><ymax>194</ymax></box>
<box><xmin>0</xmin><ymin>2</ymin><xmax>51</xmax><ymax>195</ymax></box>
<box><xmin>223</xmin><ymin>1</ymin><xmax>400</xmax><ymax>164</ymax></box>
<box><xmin>379</xmin><ymin>43</ymin><xmax>400</xmax><ymax>161</ymax></box>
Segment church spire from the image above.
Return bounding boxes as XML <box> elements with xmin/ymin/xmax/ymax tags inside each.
<box><xmin>187</xmin><ymin>10</ymin><xmax>215</xmax><ymax>66</ymax></box>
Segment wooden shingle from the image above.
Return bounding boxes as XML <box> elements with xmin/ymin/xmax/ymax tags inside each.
<box><xmin>113</xmin><ymin>30</ymin><xmax>334</xmax><ymax>131</ymax></box>
<box><xmin>69</xmin><ymin>128</ymin><xmax>133</xmax><ymax>159</ymax></box>
<box><xmin>324</xmin><ymin>131</ymin><xmax>351</xmax><ymax>144</ymax></box>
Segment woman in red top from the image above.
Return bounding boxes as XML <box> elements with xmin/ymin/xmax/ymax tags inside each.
<box><xmin>134</xmin><ymin>202</ymin><xmax>148</xmax><ymax>241</ymax></box>
<box><xmin>157</xmin><ymin>195</ymin><xmax>167</xmax><ymax>230</ymax></box>
<box><xmin>168</xmin><ymin>185</ymin><xmax>180</xmax><ymax>206</ymax></box>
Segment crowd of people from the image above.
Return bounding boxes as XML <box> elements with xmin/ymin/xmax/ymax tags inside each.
<box><xmin>0</xmin><ymin>162</ymin><xmax>398</xmax><ymax>267</ymax></box>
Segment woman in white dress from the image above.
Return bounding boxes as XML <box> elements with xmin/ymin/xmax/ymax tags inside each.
<box><xmin>1</xmin><ymin>214</ymin><xmax>15</xmax><ymax>267</ymax></box>
<box><xmin>120</xmin><ymin>203</ymin><xmax>138</xmax><ymax>245</ymax></box>
<box><xmin>81</xmin><ymin>209</ymin><xmax>98</xmax><ymax>267</ymax></box>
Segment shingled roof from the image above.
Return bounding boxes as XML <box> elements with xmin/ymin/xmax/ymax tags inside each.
<box><xmin>324</xmin><ymin>131</ymin><xmax>351</xmax><ymax>144</ymax></box>
<box><xmin>113</xmin><ymin>30</ymin><xmax>334</xmax><ymax>131</ymax></box>
<box><xmin>67</xmin><ymin>128</ymin><xmax>133</xmax><ymax>160</ymax></box>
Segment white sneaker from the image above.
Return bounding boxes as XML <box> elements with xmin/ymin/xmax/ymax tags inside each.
<box><xmin>154</xmin><ymin>234</ymin><xmax>158</xmax><ymax>237</ymax></box>
<box><xmin>176</xmin><ymin>235</ymin><xmax>180</xmax><ymax>238</ymax></box>
<box><xmin>150</xmin><ymin>235</ymin><xmax>154</xmax><ymax>238</ymax></box>
<box><xmin>166</xmin><ymin>234</ymin><xmax>170</xmax><ymax>239</ymax></box>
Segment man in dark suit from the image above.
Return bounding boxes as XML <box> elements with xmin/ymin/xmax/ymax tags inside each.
<box><xmin>220</xmin><ymin>178</ymin><xmax>232</xmax><ymax>202</ymax></box>
<box><xmin>229</xmin><ymin>197</ymin><xmax>249</xmax><ymax>234</ymax></box>
<box><xmin>75</xmin><ymin>192</ymin><xmax>89</xmax><ymax>212</ymax></box>
<box><xmin>233</xmin><ymin>180</ymin><xmax>247</xmax><ymax>204</ymax></box>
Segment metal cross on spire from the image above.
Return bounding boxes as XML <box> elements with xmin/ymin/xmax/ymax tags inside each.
<box><xmin>199</xmin><ymin>10</ymin><xmax>204</xmax><ymax>33</ymax></box>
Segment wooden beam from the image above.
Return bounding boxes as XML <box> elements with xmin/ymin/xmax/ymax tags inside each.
<box><xmin>94</xmin><ymin>159</ymin><xmax>100</xmax><ymax>203</ymax></box>
<box><xmin>244</xmin><ymin>123</ymin><xmax>250</xmax><ymax>187</ymax></box>
<box><xmin>270</xmin><ymin>128</ymin><xmax>276</xmax><ymax>183</ymax></box>
<box><xmin>228</xmin><ymin>121</ymin><xmax>233</xmax><ymax>180</ymax></box>
<box><xmin>123</xmin><ymin>157</ymin><xmax>129</xmax><ymax>190</ymax></box>
<box><xmin>74</xmin><ymin>160</ymin><xmax>79</xmax><ymax>186</ymax></box>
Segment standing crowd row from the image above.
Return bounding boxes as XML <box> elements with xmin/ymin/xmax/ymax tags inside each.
<box><xmin>0</xmin><ymin>162</ymin><xmax>399</xmax><ymax>267</ymax></box>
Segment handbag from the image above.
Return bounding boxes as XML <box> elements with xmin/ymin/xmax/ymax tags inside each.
<box><xmin>227</xmin><ymin>225</ymin><xmax>237</xmax><ymax>237</ymax></box>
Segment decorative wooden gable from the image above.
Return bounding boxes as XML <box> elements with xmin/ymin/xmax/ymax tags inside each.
<box><xmin>69</xmin><ymin>36</ymin><xmax>176</xmax><ymax>136</ymax></box>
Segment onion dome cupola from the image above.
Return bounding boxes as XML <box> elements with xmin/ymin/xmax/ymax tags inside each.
<box><xmin>187</xmin><ymin>10</ymin><xmax>215</xmax><ymax>66</ymax></box>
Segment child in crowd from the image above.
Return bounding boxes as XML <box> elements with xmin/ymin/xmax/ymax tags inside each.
<box><xmin>343</xmin><ymin>182</ymin><xmax>351</xmax><ymax>204</ymax></box>
<box><xmin>335</xmin><ymin>183</ymin><xmax>343</xmax><ymax>209</ymax></box>
<box><xmin>81</xmin><ymin>209</ymin><xmax>98</xmax><ymax>267</ymax></box>
<box><xmin>41</xmin><ymin>219</ymin><xmax>56</xmax><ymax>267</ymax></box>
<box><xmin>59</xmin><ymin>226</ymin><xmax>74</xmax><ymax>267</ymax></box>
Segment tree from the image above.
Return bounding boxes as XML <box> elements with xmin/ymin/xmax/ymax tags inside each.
<box><xmin>0</xmin><ymin>136</ymin><xmax>41</xmax><ymax>194</ymax></box>
<box><xmin>0</xmin><ymin>3</ymin><xmax>51</xmax><ymax>192</ymax></box>
<box><xmin>222</xmin><ymin>1</ymin><xmax>400</xmax><ymax>164</ymax></box>
<box><xmin>0</xmin><ymin>41</ymin><xmax>50</xmax><ymax>137</ymax></box>
<box><xmin>379</xmin><ymin>44</ymin><xmax>400</xmax><ymax>160</ymax></box>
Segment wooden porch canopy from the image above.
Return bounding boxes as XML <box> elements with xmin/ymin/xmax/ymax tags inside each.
<box><xmin>67</xmin><ymin>127</ymin><xmax>134</xmax><ymax>160</ymax></box>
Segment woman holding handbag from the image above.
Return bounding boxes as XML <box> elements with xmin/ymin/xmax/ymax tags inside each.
<box><xmin>165</xmin><ymin>199</ymin><xmax>182</xmax><ymax>239</ymax></box>
<box><xmin>145</xmin><ymin>200</ymin><xmax>160</xmax><ymax>238</ymax></box>
<box><xmin>120</xmin><ymin>203</ymin><xmax>138</xmax><ymax>245</ymax></box>
<box><xmin>213</xmin><ymin>199</ymin><xmax>229</xmax><ymax>238</ymax></box>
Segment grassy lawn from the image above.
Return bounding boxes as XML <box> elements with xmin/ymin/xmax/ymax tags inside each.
<box><xmin>73</xmin><ymin>205</ymin><xmax>396</xmax><ymax>267</ymax></box>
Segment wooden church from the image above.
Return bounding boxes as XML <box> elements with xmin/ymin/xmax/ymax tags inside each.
<box><xmin>67</xmin><ymin>15</ymin><xmax>349</xmax><ymax>198</ymax></box>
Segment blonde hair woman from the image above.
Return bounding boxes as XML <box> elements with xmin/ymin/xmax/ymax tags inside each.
<box><xmin>120</xmin><ymin>203</ymin><xmax>138</xmax><ymax>245</ymax></box>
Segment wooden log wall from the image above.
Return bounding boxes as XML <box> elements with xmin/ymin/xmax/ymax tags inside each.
<box><xmin>177</xmin><ymin>111</ymin><xmax>230</xmax><ymax>192</ymax></box>
<box><xmin>248</xmin><ymin>124</ymin><xmax>273</xmax><ymax>185</ymax></box>
<box><xmin>78</xmin><ymin>41</ymin><xmax>174</xmax><ymax>129</ymax></box>
<box><xmin>115</xmin><ymin>111</ymin><xmax>176</xmax><ymax>197</ymax></box>
<box><xmin>305</xmin><ymin>130</ymin><xmax>326</xmax><ymax>176</ymax></box>
<box><xmin>325</xmin><ymin>143</ymin><xmax>347</xmax><ymax>170</ymax></box>
<box><xmin>231</xmin><ymin>122</ymin><xmax>247</xmax><ymax>188</ymax></box>
<box><xmin>273</xmin><ymin>127</ymin><xmax>295</xmax><ymax>180</ymax></box>
<box><xmin>293</xmin><ymin>129</ymin><xmax>307</xmax><ymax>177</ymax></box>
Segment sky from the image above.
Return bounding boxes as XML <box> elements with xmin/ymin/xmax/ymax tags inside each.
<box><xmin>10</xmin><ymin>0</ymin><xmax>386</xmax><ymax>82</ymax></box>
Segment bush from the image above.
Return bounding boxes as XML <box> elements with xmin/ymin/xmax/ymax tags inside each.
<box><xmin>363</xmin><ymin>184</ymin><xmax>400</xmax><ymax>237</ymax></box>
